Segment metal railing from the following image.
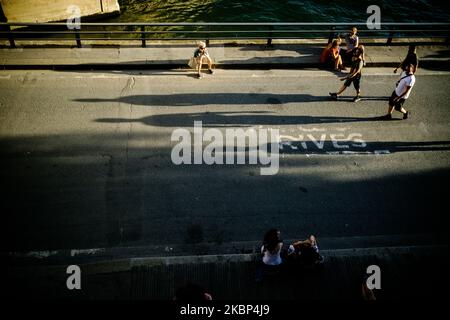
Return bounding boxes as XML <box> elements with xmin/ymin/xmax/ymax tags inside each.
<box><xmin>1</xmin><ymin>22</ymin><xmax>449</xmax><ymax>48</ymax></box>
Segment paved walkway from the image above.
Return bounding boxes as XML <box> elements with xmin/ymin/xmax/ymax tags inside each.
<box><xmin>1</xmin><ymin>42</ymin><xmax>449</xmax><ymax>69</ymax></box>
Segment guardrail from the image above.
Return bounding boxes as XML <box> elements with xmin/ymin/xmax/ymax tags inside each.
<box><xmin>1</xmin><ymin>22</ymin><xmax>449</xmax><ymax>48</ymax></box>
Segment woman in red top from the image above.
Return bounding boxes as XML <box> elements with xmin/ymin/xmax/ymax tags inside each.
<box><xmin>330</xmin><ymin>39</ymin><xmax>346</xmax><ymax>71</ymax></box>
<box><xmin>320</xmin><ymin>39</ymin><xmax>345</xmax><ymax>71</ymax></box>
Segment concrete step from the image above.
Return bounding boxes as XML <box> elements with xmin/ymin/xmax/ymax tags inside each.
<box><xmin>5</xmin><ymin>244</ymin><xmax>449</xmax><ymax>299</ymax></box>
<box><xmin>0</xmin><ymin>44</ymin><xmax>448</xmax><ymax>70</ymax></box>
<box><xmin>5</xmin><ymin>232</ymin><xmax>449</xmax><ymax>266</ymax></box>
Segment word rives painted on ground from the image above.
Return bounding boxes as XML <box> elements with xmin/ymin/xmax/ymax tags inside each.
<box><xmin>279</xmin><ymin>128</ymin><xmax>390</xmax><ymax>155</ymax></box>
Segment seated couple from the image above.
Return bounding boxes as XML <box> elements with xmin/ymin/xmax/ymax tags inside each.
<box><xmin>256</xmin><ymin>229</ymin><xmax>324</xmax><ymax>281</ymax></box>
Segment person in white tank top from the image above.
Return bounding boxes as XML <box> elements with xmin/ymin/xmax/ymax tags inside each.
<box><xmin>381</xmin><ymin>63</ymin><xmax>416</xmax><ymax>120</ymax></box>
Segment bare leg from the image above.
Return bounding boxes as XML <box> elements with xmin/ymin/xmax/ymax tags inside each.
<box><xmin>338</xmin><ymin>56</ymin><xmax>345</xmax><ymax>70</ymax></box>
<box><xmin>336</xmin><ymin>85</ymin><xmax>347</xmax><ymax>95</ymax></box>
<box><xmin>196</xmin><ymin>57</ymin><xmax>202</xmax><ymax>76</ymax></box>
<box><xmin>204</xmin><ymin>56</ymin><xmax>213</xmax><ymax>70</ymax></box>
<box><xmin>388</xmin><ymin>101</ymin><xmax>407</xmax><ymax>116</ymax></box>
<box><xmin>387</xmin><ymin>104</ymin><xmax>394</xmax><ymax>114</ymax></box>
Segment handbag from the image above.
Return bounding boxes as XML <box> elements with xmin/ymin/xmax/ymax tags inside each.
<box><xmin>188</xmin><ymin>57</ymin><xmax>197</xmax><ymax>69</ymax></box>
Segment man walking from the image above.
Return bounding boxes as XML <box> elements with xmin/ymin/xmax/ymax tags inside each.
<box><xmin>381</xmin><ymin>63</ymin><xmax>416</xmax><ymax>120</ymax></box>
<box><xmin>329</xmin><ymin>46</ymin><xmax>364</xmax><ymax>102</ymax></box>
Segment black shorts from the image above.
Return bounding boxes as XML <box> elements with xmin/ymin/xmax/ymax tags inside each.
<box><xmin>389</xmin><ymin>91</ymin><xmax>406</xmax><ymax>111</ymax></box>
<box><xmin>344</xmin><ymin>74</ymin><xmax>361</xmax><ymax>91</ymax></box>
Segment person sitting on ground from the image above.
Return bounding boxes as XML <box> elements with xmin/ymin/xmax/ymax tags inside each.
<box><xmin>287</xmin><ymin>235</ymin><xmax>324</xmax><ymax>267</ymax></box>
<box><xmin>320</xmin><ymin>38</ymin><xmax>346</xmax><ymax>71</ymax></box>
<box><xmin>394</xmin><ymin>45</ymin><xmax>418</xmax><ymax>74</ymax></box>
<box><xmin>261</xmin><ymin>228</ymin><xmax>283</xmax><ymax>266</ymax></box>
<box><xmin>255</xmin><ymin>228</ymin><xmax>284</xmax><ymax>281</ymax></box>
<box><xmin>320</xmin><ymin>41</ymin><xmax>333</xmax><ymax>65</ymax></box>
<box><xmin>342</xmin><ymin>27</ymin><xmax>359</xmax><ymax>66</ymax></box>
<box><xmin>194</xmin><ymin>41</ymin><xmax>214</xmax><ymax>79</ymax></box>
<box><xmin>330</xmin><ymin>39</ymin><xmax>346</xmax><ymax>71</ymax></box>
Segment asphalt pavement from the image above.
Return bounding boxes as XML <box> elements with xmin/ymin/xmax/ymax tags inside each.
<box><xmin>1</xmin><ymin>68</ymin><xmax>449</xmax><ymax>257</ymax></box>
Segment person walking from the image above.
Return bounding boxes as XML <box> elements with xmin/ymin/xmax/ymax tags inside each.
<box><xmin>329</xmin><ymin>45</ymin><xmax>365</xmax><ymax>102</ymax></box>
<box><xmin>381</xmin><ymin>63</ymin><xmax>416</xmax><ymax>120</ymax></box>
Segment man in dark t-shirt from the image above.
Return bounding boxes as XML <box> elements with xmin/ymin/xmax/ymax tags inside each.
<box><xmin>329</xmin><ymin>45</ymin><xmax>365</xmax><ymax>102</ymax></box>
<box><xmin>395</xmin><ymin>45</ymin><xmax>419</xmax><ymax>74</ymax></box>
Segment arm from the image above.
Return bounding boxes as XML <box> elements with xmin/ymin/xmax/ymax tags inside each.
<box><xmin>276</xmin><ymin>242</ymin><xmax>283</xmax><ymax>253</ymax></box>
<box><xmin>351</xmin><ymin>65</ymin><xmax>362</xmax><ymax>78</ymax></box>
<box><xmin>394</xmin><ymin>59</ymin><xmax>405</xmax><ymax>73</ymax></box>
<box><xmin>341</xmin><ymin>65</ymin><xmax>362</xmax><ymax>80</ymax></box>
<box><xmin>332</xmin><ymin>49</ymin><xmax>339</xmax><ymax>59</ymax></box>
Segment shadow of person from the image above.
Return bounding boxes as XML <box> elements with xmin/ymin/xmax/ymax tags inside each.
<box><xmin>75</xmin><ymin>93</ymin><xmax>335</xmax><ymax>107</ymax></box>
<box><xmin>94</xmin><ymin>111</ymin><xmax>390</xmax><ymax>127</ymax></box>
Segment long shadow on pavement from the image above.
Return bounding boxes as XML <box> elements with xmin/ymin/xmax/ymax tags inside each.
<box><xmin>93</xmin><ymin>110</ymin><xmax>394</xmax><ymax>127</ymax></box>
<box><xmin>76</xmin><ymin>93</ymin><xmax>388</xmax><ymax>107</ymax></box>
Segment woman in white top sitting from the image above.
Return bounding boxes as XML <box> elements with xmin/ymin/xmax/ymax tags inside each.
<box><xmin>255</xmin><ymin>228</ymin><xmax>283</xmax><ymax>282</ymax></box>
<box><xmin>261</xmin><ymin>229</ymin><xmax>283</xmax><ymax>266</ymax></box>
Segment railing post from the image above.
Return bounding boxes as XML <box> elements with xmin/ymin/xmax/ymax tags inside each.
<box><xmin>75</xmin><ymin>30</ymin><xmax>82</xmax><ymax>48</ymax></box>
<box><xmin>6</xmin><ymin>24</ymin><xmax>16</xmax><ymax>48</ymax></box>
<box><xmin>267</xmin><ymin>25</ymin><xmax>273</xmax><ymax>47</ymax></box>
<box><xmin>328</xmin><ymin>26</ymin><xmax>336</xmax><ymax>44</ymax></box>
<box><xmin>141</xmin><ymin>26</ymin><xmax>146</xmax><ymax>48</ymax></box>
<box><xmin>205</xmin><ymin>25</ymin><xmax>210</xmax><ymax>47</ymax></box>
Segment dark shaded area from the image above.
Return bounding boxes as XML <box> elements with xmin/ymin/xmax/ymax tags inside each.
<box><xmin>1</xmin><ymin>132</ymin><xmax>449</xmax><ymax>253</ymax></box>
<box><xmin>422</xmin><ymin>50</ymin><xmax>450</xmax><ymax>59</ymax></box>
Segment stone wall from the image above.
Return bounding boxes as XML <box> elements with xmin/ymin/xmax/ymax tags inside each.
<box><xmin>0</xmin><ymin>0</ymin><xmax>120</xmax><ymax>22</ymax></box>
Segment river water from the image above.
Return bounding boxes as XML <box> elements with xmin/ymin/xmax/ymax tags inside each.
<box><xmin>108</xmin><ymin>0</ymin><xmax>450</xmax><ymax>23</ymax></box>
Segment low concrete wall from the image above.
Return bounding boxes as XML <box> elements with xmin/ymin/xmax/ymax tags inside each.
<box><xmin>0</xmin><ymin>0</ymin><xmax>119</xmax><ymax>22</ymax></box>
